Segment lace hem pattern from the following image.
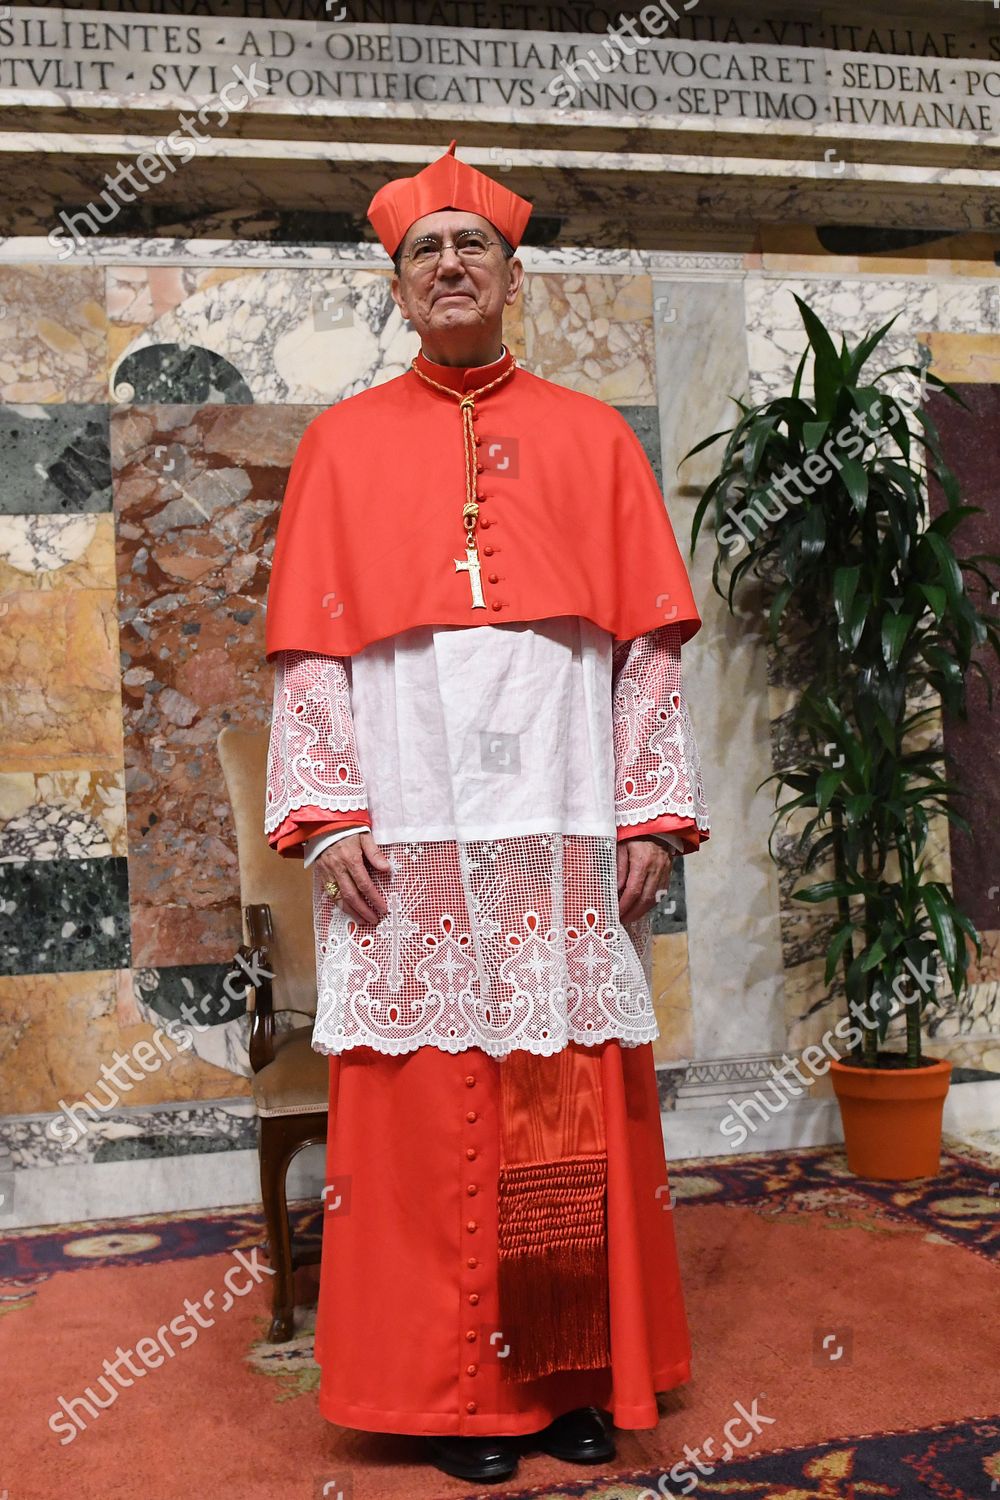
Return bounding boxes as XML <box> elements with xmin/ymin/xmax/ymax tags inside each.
<box><xmin>310</xmin><ymin>832</ymin><xmax>658</xmax><ymax>1059</ymax></box>
<box><xmin>309</xmin><ymin>1028</ymin><xmax>654</xmax><ymax>1060</ymax></box>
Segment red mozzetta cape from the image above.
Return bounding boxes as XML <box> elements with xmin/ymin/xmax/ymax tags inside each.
<box><xmin>264</xmin><ymin>345</ymin><xmax>701</xmax><ymax>662</ymax></box>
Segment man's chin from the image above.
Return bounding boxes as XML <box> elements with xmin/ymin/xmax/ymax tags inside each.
<box><xmin>426</xmin><ymin>310</ymin><xmax>481</xmax><ymax>337</ymax></box>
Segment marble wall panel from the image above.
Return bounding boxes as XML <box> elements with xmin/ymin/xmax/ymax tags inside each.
<box><xmin>3</xmin><ymin>1099</ymin><xmax>256</xmax><ymax>1171</ymax></box>
<box><xmin>0</xmin><ymin>511</ymin><xmax>113</xmax><ymax>593</ymax></box>
<box><xmin>0</xmin><ymin>584</ymin><xmax>123</xmax><ymax>774</ymax></box>
<box><xmin>932</xmin><ymin>1036</ymin><xmax>1000</xmax><ymax>1073</ymax></box>
<box><xmin>650</xmin><ymin>931</ymin><xmax>694</xmax><ymax>1067</ymax></box>
<box><xmin>0</xmin><ymin>506</ymin><xmax>120</xmax><ymax>824</ymax></box>
<box><xmin>923</xmin><ymin>334</ymin><xmax>1000</xmax><ymax>385</ymax></box>
<box><xmin>653</xmin><ymin>275</ymin><xmax>789</xmax><ymax>1068</ymax></box>
<box><xmin>132</xmin><ymin>960</ymin><xmax>261</xmax><ymax>1078</ymax></box>
<box><xmin>0</xmin><ymin>265</ymin><xmax>108</xmax><ymax>403</ymax></box>
<box><xmin>0</xmin><ymin>769</ymin><xmax>126</xmax><ymax>861</ymax></box>
<box><xmin>107</xmin><ymin>265</ymin><xmax>262</xmax><ymax>371</ymax></box>
<box><xmin>112</xmin><ymin>401</ymin><xmax>323</xmax><ymax>968</ymax></box>
<box><xmin>109</xmin><ymin>267</ymin><xmax>416</xmax><ymax>405</ymax></box>
<box><xmin>0</xmin><ymin>857</ymin><xmax>129</xmax><ymax>976</ymax></box>
<box><xmin>747</xmin><ymin>276</ymin><xmax>938</xmax><ymax>405</ymax></box>
<box><xmin>0</xmin><ymin>969</ymin><xmax>248</xmax><ymax>1119</ymax></box>
<box><xmin>0</xmin><ymin>404</ymin><xmax>111</xmax><ymax>514</ymax></box>
<box><xmin>522</xmin><ymin>272</ymin><xmax>656</xmax><ymax>402</ymax></box>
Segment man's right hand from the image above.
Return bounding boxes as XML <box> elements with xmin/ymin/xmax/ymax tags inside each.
<box><xmin>315</xmin><ymin>831</ymin><xmax>392</xmax><ymax>925</ymax></box>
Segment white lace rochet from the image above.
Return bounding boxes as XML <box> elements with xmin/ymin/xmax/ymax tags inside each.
<box><xmin>264</xmin><ymin>622</ymin><xmax>709</xmax><ymax>1059</ymax></box>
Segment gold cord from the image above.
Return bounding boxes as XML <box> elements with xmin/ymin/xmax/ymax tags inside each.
<box><xmin>409</xmin><ymin>351</ymin><xmax>518</xmax><ymax>557</ymax></box>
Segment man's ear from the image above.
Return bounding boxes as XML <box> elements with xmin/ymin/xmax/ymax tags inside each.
<box><xmin>390</xmin><ymin>272</ymin><xmax>408</xmax><ymax>320</ymax></box>
<box><xmin>504</xmin><ymin>256</ymin><xmax>524</xmax><ymax>304</ymax></box>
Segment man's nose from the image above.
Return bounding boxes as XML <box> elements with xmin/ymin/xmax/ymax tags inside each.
<box><xmin>436</xmin><ymin>244</ymin><xmax>466</xmax><ymax>273</ymax></box>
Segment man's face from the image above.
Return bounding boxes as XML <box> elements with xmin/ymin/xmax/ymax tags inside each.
<box><xmin>390</xmin><ymin>210</ymin><xmax>523</xmax><ymax>343</ymax></box>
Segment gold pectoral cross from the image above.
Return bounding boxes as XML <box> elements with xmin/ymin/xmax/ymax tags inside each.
<box><xmin>454</xmin><ymin>544</ymin><xmax>486</xmax><ymax>608</ymax></box>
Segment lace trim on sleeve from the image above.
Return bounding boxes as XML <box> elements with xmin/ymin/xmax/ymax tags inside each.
<box><xmin>612</xmin><ymin>624</ymin><xmax>710</xmax><ymax>833</ymax></box>
<box><xmin>265</xmin><ymin>650</ymin><xmax>369</xmax><ymax>835</ymax></box>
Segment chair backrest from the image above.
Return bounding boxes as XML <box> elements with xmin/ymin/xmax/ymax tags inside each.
<box><xmin>217</xmin><ymin>724</ymin><xmax>319</xmax><ymax>1020</ymax></box>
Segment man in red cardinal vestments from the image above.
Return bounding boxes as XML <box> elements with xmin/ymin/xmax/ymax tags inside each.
<box><xmin>263</xmin><ymin>140</ymin><xmax>711</xmax><ymax>1484</ymax></box>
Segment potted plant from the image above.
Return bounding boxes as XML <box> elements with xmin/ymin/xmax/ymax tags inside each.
<box><xmin>684</xmin><ymin>295</ymin><xmax>1000</xmax><ymax>1180</ymax></box>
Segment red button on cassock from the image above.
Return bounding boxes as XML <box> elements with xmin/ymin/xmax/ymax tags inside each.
<box><xmin>466</xmin><ymin>1329</ymin><xmax>477</xmax><ymax>1342</ymax></box>
<box><xmin>466</xmin><ymin>1220</ymin><xmax>477</xmax><ymax>1233</ymax></box>
<box><xmin>465</xmin><ymin>1075</ymin><xmax>476</xmax><ymax>1087</ymax></box>
<box><xmin>466</xmin><ymin>1111</ymin><xmax>478</xmax><ymax>1123</ymax></box>
<box><xmin>491</xmin><ymin>602</ymin><xmax>502</xmax><ymax>612</ymax></box>
<box><xmin>466</xmin><ymin>1363</ymin><xmax>477</xmax><ymax>1376</ymax></box>
<box><xmin>467</xmin><ymin>1401</ymin><xmax>477</xmax><ymax>1413</ymax></box>
<box><xmin>466</xmin><ymin>1148</ymin><xmax>477</xmax><ymax>1160</ymax></box>
<box><xmin>468</xmin><ymin>1292</ymin><xmax>480</xmax><ymax>1305</ymax></box>
<box><xmin>467</xmin><ymin>1184</ymin><xmax>478</xmax><ymax>1196</ymax></box>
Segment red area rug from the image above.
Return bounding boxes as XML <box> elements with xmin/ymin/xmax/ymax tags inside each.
<box><xmin>3</xmin><ymin>1143</ymin><xmax>998</xmax><ymax>1499</ymax></box>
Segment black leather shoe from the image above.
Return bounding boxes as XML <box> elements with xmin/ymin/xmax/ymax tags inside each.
<box><xmin>538</xmin><ymin>1405</ymin><xmax>616</xmax><ymax>1463</ymax></box>
<box><xmin>425</xmin><ymin>1434</ymin><xmax>519</xmax><ymax>1482</ymax></box>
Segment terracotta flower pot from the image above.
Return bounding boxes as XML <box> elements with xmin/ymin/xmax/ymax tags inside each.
<box><xmin>829</xmin><ymin>1056</ymin><xmax>952</xmax><ymax>1181</ymax></box>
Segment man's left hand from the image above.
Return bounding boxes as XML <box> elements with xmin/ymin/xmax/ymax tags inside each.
<box><xmin>617</xmin><ymin>836</ymin><xmax>675</xmax><ymax>925</ymax></box>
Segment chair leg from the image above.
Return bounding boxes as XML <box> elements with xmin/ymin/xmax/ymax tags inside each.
<box><xmin>259</xmin><ymin>1122</ymin><xmax>296</xmax><ymax>1343</ymax></box>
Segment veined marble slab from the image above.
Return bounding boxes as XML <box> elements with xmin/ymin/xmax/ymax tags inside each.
<box><xmin>1</xmin><ymin>1096</ymin><xmax>257</xmax><ymax>1171</ymax></box>
<box><xmin>2</xmin><ymin>234</ymin><xmax>754</xmax><ymax>276</ymax></box>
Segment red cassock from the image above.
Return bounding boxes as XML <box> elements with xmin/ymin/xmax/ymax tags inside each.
<box><xmin>313</xmin><ymin>1041</ymin><xmax>691</xmax><ymax>1435</ymax></box>
<box><xmin>264</xmin><ymin>344</ymin><xmax>707</xmax><ymax>1434</ymax></box>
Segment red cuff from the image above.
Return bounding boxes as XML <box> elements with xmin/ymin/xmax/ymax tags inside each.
<box><xmin>617</xmin><ymin>815</ymin><xmax>706</xmax><ymax>854</ymax></box>
<box><xmin>269</xmin><ymin>807</ymin><xmax>371</xmax><ymax>858</ymax></box>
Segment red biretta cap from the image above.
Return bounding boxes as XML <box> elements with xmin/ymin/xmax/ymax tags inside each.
<box><xmin>366</xmin><ymin>139</ymin><xmax>533</xmax><ymax>259</ymax></box>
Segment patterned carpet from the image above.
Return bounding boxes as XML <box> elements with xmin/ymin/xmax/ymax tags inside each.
<box><xmin>478</xmin><ymin>1419</ymin><xmax>1000</xmax><ymax>1498</ymax></box>
<box><xmin>2</xmin><ymin>1141</ymin><xmax>998</xmax><ymax>1500</ymax></box>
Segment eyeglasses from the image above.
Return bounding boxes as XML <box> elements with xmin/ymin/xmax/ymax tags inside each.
<box><xmin>400</xmin><ymin>229</ymin><xmax>500</xmax><ymax>271</ymax></box>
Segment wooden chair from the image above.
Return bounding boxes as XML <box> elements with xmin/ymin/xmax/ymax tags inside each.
<box><xmin>217</xmin><ymin>725</ymin><xmax>328</xmax><ymax>1342</ymax></box>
